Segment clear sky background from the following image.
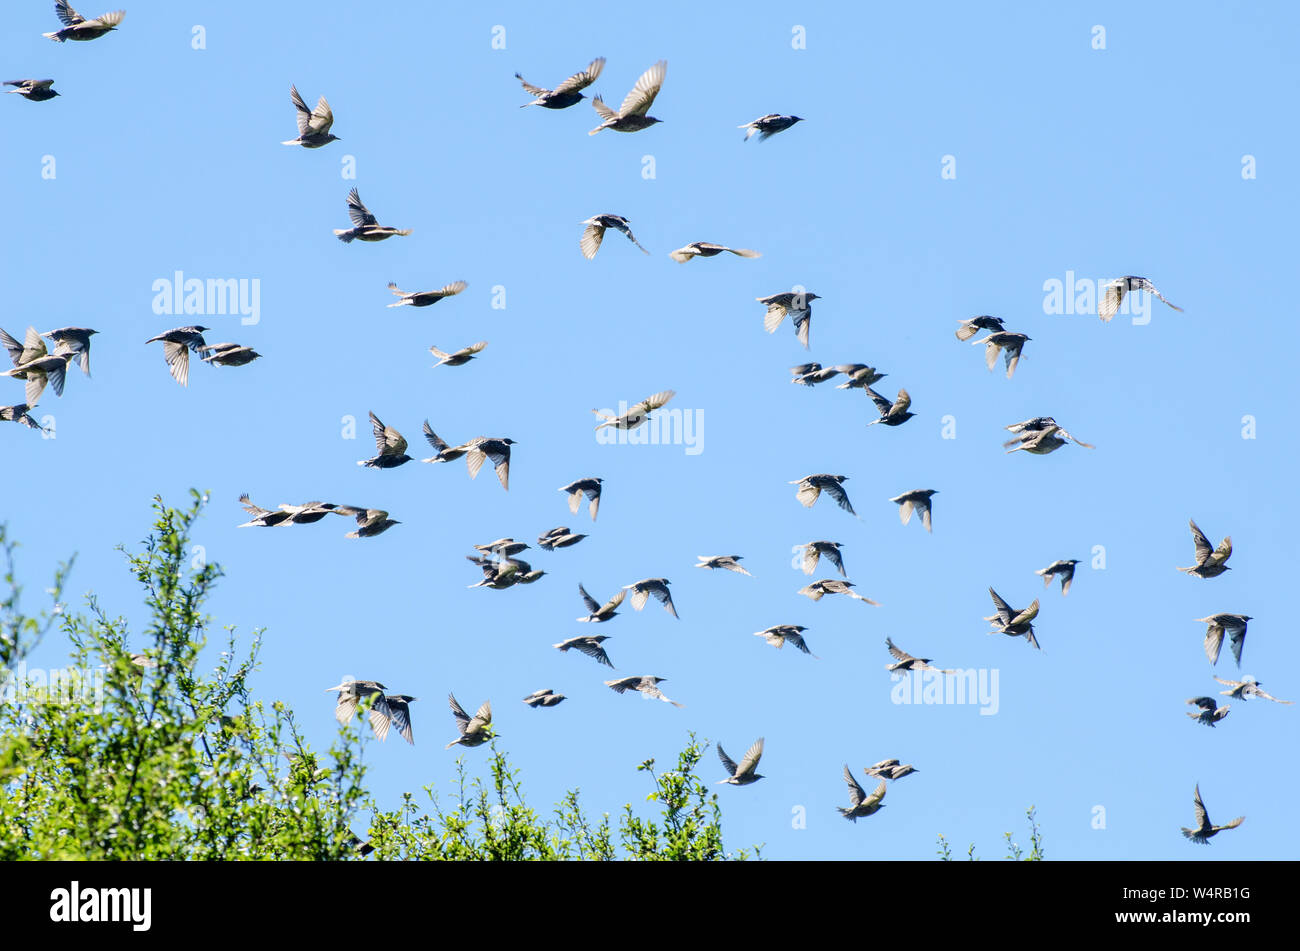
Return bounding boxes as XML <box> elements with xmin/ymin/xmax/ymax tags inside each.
<box><xmin>3</xmin><ymin>1</ymin><xmax>1297</xmax><ymax>860</ymax></box>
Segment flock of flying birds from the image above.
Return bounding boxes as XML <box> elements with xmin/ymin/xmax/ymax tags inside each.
<box><xmin>6</xmin><ymin>2</ymin><xmax>1282</xmax><ymax>848</ymax></box>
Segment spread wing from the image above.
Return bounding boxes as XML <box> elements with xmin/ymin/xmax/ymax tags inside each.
<box><xmin>56</xmin><ymin>2</ymin><xmax>85</xmax><ymax>27</ymax></box>
<box><xmin>890</xmin><ymin>389</ymin><xmax>911</xmax><ymax>416</ymax></box>
<box><xmin>553</xmin><ymin>57</ymin><xmax>605</xmax><ymax>94</ymax></box>
<box><xmin>717</xmin><ymin>744</ymin><xmax>739</xmax><ymax>777</ymax></box>
<box><xmin>346</xmin><ymin>188</ymin><xmax>377</xmax><ymax>228</ymax></box>
<box><xmin>1188</xmin><ymin>519</ymin><xmax>1213</xmax><ymax>565</ymax></box>
<box><xmin>289</xmin><ymin>84</ymin><xmax>312</xmax><ymax>134</ymax></box>
<box><xmin>309</xmin><ymin>96</ymin><xmax>334</xmax><ymax>134</ymax></box>
<box><xmin>369</xmin><ymin>412</ymin><xmax>407</xmax><ymax>456</ymax></box>
<box><xmin>580</xmin><ymin>223</ymin><xmax>604</xmax><ymax>259</ymax></box>
<box><xmin>590</xmin><ymin>96</ymin><xmax>618</xmax><ymax>121</ymax></box>
<box><xmin>620</xmin><ymin>60</ymin><xmax>666</xmax><ymax>116</ymax></box>
<box><xmin>578</xmin><ymin>583</ymin><xmax>600</xmax><ymax>614</ymax></box>
<box><xmin>448</xmin><ymin>693</ymin><xmax>469</xmax><ymax>733</ymax></box>
<box><xmin>1099</xmin><ymin>280</ymin><xmax>1125</xmax><ymax>322</ymax></box>
<box><xmin>736</xmin><ymin>738</ymin><xmax>764</xmax><ymax>777</ymax></box>
<box><xmin>987</xmin><ymin>588</ymin><xmax>1013</xmax><ymax>626</ymax></box>
<box><xmin>843</xmin><ymin>765</ymin><xmax>865</xmax><ymax>807</ymax></box>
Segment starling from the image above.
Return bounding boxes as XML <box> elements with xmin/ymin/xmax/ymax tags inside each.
<box><xmin>835</xmin><ymin>365</ymin><xmax>887</xmax><ymax>390</ymax></box>
<box><xmin>869</xmin><ymin>763</ymin><xmax>918</xmax><ymax>781</ymax></box>
<box><xmin>336</xmin><ymin>506</ymin><xmax>400</xmax><ymax>538</ymax></box>
<box><xmin>419</xmin><ymin>421</ymin><xmax>466</xmax><ymax>464</ymax></box>
<box><xmin>473</xmin><ymin>538</ymin><xmax>529</xmax><ymax>558</ymax></box>
<box><xmin>604</xmin><ymin>675</ymin><xmax>682</xmax><ymax>707</ymax></box>
<box><xmin>593</xmin><ymin>390</ymin><xmax>675</xmax><ymax>430</ymax></box>
<box><xmin>385</xmin><ymin>694</ymin><xmax>417</xmax><ymax>744</ymax></box>
<box><xmin>1197</xmin><ymin>614</ymin><xmax>1251</xmax><ymax>667</ymax></box>
<box><xmin>43</xmin><ymin>2</ymin><xmax>123</xmax><ymax>42</ymax></box>
<box><xmin>325</xmin><ymin>679</ymin><xmax>393</xmax><ymax>742</ymax></box>
<box><xmin>0</xmin><ymin>403</ymin><xmax>45</xmax><ymax>433</ymax></box>
<box><xmin>738</xmin><ymin>114</ymin><xmax>802</xmax><ymax>141</ymax></box>
<box><xmin>237</xmin><ymin>493</ymin><xmax>293</xmax><ymax>528</ymax></box>
<box><xmin>799</xmin><ymin>541</ymin><xmax>846</xmax><ymax>577</ymax></box>
<box><xmin>522</xmin><ymin>689</ymin><xmax>566</xmax><ymax>708</ymax></box>
<box><xmin>1179</xmin><ymin>519</ymin><xmax>1232</xmax><ymax>578</ymax></box>
<box><xmin>890</xmin><ymin>489</ymin><xmax>937</xmax><ymax>532</ymax></box>
<box><xmin>717</xmin><ymin>738</ymin><xmax>765</xmax><ymax>786</ymax></box>
<box><xmin>580</xmin><ymin>214</ymin><xmax>649</xmax><ymax>258</ymax></box>
<box><xmin>758</xmin><ymin>291</ymin><xmax>819</xmax><ymax>349</ymax></box>
<box><xmin>588</xmin><ymin>60</ymin><xmax>666</xmax><ymax>135</ymax></box>
<box><xmin>624</xmin><ymin>578</ymin><xmax>678</xmax><ymax>618</ymax></box>
<box><xmin>559</xmin><ymin>477</ymin><xmax>603</xmax><ymax>520</ymax></box>
<box><xmin>144</xmin><ymin>325</ymin><xmax>209</xmax><ymax>388</ymax></box>
<box><xmin>276</xmin><ymin>501</ymin><xmax>344</xmax><ymax>525</ymax></box>
<box><xmin>838</xmin><ymin>767</ymin><xmax>887</xmax><ymax>822</ymax></box>
<box><xmin>553</xmin><ymin>634</ymin><xmax>614</xmax><ymax>668</ymax></box>
<box><xmin>985</xmin><ymin>589</ymin><xmax>1041</xmax><ymax>649</ymax></box>
<box><xmin>1186</xmin><ymin>696</ymin><xmax>1230</xmax><ymax>728</ymax></box>
<box><xmin>282</xmin><ymin>84</ymin><xmax>338</xmax><ymax>148</ymax></box>
<box><xmin>972</xmin><ymin>331</ymin><xmax>1030</xmax><ymax>379</ymax></box>
<box><xmin>885</xmin><ymin>636</ymin><xmax>954</xmax><ymax>674</ymax></box>
<box><xmin>798</xmin><ymin>578</ymin><xmax>878</xmax><ymax>605</ymax></box>
<box><xmin>5</xmin><ymin>79</ymin><xmax>59</xmax><ymax>101</ymax></box>
<box><xmin>1003</xmin><ymin>422</ymin><xmax>1094</xmax><ymax>455</ymax></box>
<box><xmin>754</xmin><ymin>624</ymin><xmax>817</xmax><ymax>657</ymax></box>
<box><xmin>516</xmin><ymin>57</ymin><xmax>605</xmax><ymax>109</ymax></box>
<box><xmin>538</xmin><ymin>527</ymin><xmax>586</xmax><ymax>550</ymax></box>
<box><xmin>1004</xmin><ymin>417</ymin><xmax>1093</xmax><ymax>448</ymax></box>
<box><xmin>865</xmin><ymin>758</ymin><xmax>900</xmax><ymax>774</ymax></box>
<box><xmin>459</xmin><ymin>436</ymin><xmax>515</xmax><ymax>490</ymax></box>
<box><xmin>199</xmin><ymin>343</ymin><xmax>261</xmax><ymax>366</ymax></box>
<box><xmin>790</xmin><ymin>474</ymin><xmax>856</xmax><ymax>516</ymax></box>
<box><xmin>357</xmin><ymin>411</ymin><xmax>412</xmax><ymax>469</ymax></box>
<box><xmin>42</xmin><ymin>327</ymin><xmax>97</xmax><ymax>375</ymax></box>
<box><xmin>466</xmin><ymin>555</ymin><xmax>526</xmax><ymax>590</ymax></box>
<box><xmin>696</xmin><ymin>555</ymin><xmax>751</xmax><ymax>576</ymax></box>
<box><xmin>954</xmin><ymin>315</ymin><xmax>1005</xmax><ymax>342</ymax></box>
<box><xmin>790</xmin><ymin>363</ymin><xmax>840</xmax><ymax>386</ymax></box>
<box><xmin>1036</xmin><ymin>559</ymin><xmax>1080</xmax><ymax>595</ymax></box>
<box><xmin>387</xmin><ymin>280</ymin><xmax>467</xmax><ymax>307</ymax></box>
<box><xmin>577</xmin><ymin>583</ymin><xmax>625</xmax><ymax>623</ymax></box>
<box><xmin>2</xmin><ymin>349</ymin><xmax>73</xmax><ymax>406</ymax></box>
<box><xmin>334</xmin><ymin>188</ymin><xmax>410</xmax><ymax>243</ymax></box>
<box><xmin>1215</xmin><ymin>675</ymin><xmax>1292</xmax><ymax>705</ymax></box>
<box><xmin>430</xmin><ymin>341</ymin><xmax>487</xmax><ymax>368</ymax></box>
<box><xmin>1181</xmin><ymin>784</ymin><xmax>1243</xmax><ymax>844</ymax></box>
<box><xmin>669</xmin><ymin>241</ymin><xmax>761</xmax><ymax>263</ymax></box>
<box><xmin>865</xmin><ymin>386</ymin><xmax>914</xmax><ymax>427</ymax></box>
<box><xmin>445</xmin><ymin>694</ymin><xmax>493</xmax><ymax>749</ymax></box>
<box><xmin>1100</xmin><ymin>276</ymin><xmax>1183</xmax><ymax>323</ymax></box>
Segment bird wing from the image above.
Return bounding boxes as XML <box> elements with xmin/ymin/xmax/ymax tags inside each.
<box><xmin>821</xmin><ymin>545</ymin><xmax>845</xmax><ymax>576</ymax></box>
<box><xmin>605</xmin><ymin>677</ymin><xmax>634</xmax><ymax>694</ymax></box>
<box><xmin>470</xmin><ymin>701</ymin><xmax>492</xmax><ymax>731</ymax></box>
<box><xmin>578</xmin><ymin>583</ymin><xmax>600</xmax><ymax>614</ymax></box>
<box><xmin>161</xmin><ymin>341</ymin><xmax>191</xmax><ymax>387</ymax></box>
<box><xmin>421</xmin><ymin>420</ymin><xmax>449</xmax><ymax>452</ymax></box>
<box><xmin>865</xmin><ymin>386</ymin><xmax>893</xmax><ymax>417</ymax></box>
<box><xmin>448</xmin><ymin>693</ymin><xmax>470</xmax><ymax>733</ymax></box>
<box><xmin>843</xmin><ymin>765</ymin><xmax>865</xmax><ymax>807</ymax></box>
<box><xmin>864</xmin><ymin>780</ymin><xmax>887</xmax><ymax>808</ymax></box>
<box><xmin>987</xmin><ymin>588</ymin><xmax>1013</xmax><ymax>626</ymax></box>
<box><xmin>628</xmin><ymin>585</ymin><xmax>650</xmax><ymax>611</ymax></box>
<box><xmin>580</xmin><ymin>223</ymin><xmax>605</xmax><ymax>259</ymax></box>
<box><xmin>1188</xmin><ymin>519</ymin><xmax>1213</xmax><ymax>565</ymax></box>
<box><xmin>436</xmin><ymin>280</ymin><xmax>468</xmax><ymax>298</ymax></box>
<box><xmin>56</xmin><ymin>2</ymin><xmax>85</xmax><ymax>27</ymax></box>
<box><xmin>553</xmin><ymin>57</ymin><xmax>605</xmax><ymax>94</ymax></box>
<box><xmin>1209</xmin><ymin>536</ymin><xmax>1232</xmax><ymax>567</ymax></box>
<box><xmin>91</xmin><ymin>10</ymin><xmax>124</xmax><ymax>29</ymax></box>
<box><xmin>309</xmin><ymin>97</ymin><xmax>334</xmax><ymax>135</ymax></box>
<box><xmin>575</xmin><ymin>639</ymin><xmax>613</xmax><ymax>668</ymax></box>
<box><xmin>1203</xmin><ymin>622</ymin><xmax>1225</xmax><ymax>665</ymax></box>
<box><xmin>369</xmin><ymin>412</ymin><xmax>407</xmax><ymax>456</ymax></box>
<box><xmin>1190</xmin><ymin>784</ymin><xmax>1208</xmax><ymax>831</ymax></box>
<box><xmin>1228</xmin><ymin>628</ymin><xmax>1246</xmax><ymax>667</ymax></box>
<box><xmin>798</xmin><ymin>583</ymin><xmax>825</xmax><ymax>601</ymax></box>
<box><xmin>886</xmin><ymin>637</ymin><xmax>912</xmax><ymax>663</ymax></box>
<box><xmin>590</xmin><ymin>95</ymin><xmax>618</xmax><ymax>121</ymax></box>
<box><xmin>1099</xmin><ymin>281</ymin><xmax>1125</xmax><ymax>322</ymax></box>
<box><xmin>1010</xmin><ymin>599</ymin><xmax>1040</xmax><ymax>626</ymax></box>
<box><xmin>465</xmin><ymin>447</ymin><xmax>487</xmax><ymax>480</ymax></box>
<box><xmin>982</xmin><ymin>337</ymin><xmax>1001</xmax><ymax>371</ymax></box>
<box><xmin>717</xmin><ymin>744</ymin><xmax>739</xmax><ymax>777</ymax></box>
<box><xmin>1187</xmin><ymin>696</ymin><xmax>1217</xmax><ymax>711</ymax></box>
<box><xmin>619</xmin><ymin>60</ymin><xmax>665</xmax><ymax>116</ymax></box>
<box><xmin>820</xmin><ymin>480</ymin><xmax>855</xmax><ymax>515</ymax></box>
<box><xmin>762</xmin><ymin>302</ymin><xmax>788</xmax><ymax>333</ymax></box>
<box><xmin>346</xmin><ymin>188</ymin><xmax>377</xmax><ymax>227</ymax></box>
<box><xmin>890</xmin><ymin>389</ymin><xmax>912</xmax><ymax>416</ymax></box>
<box><xmin>736</xmin><ymin>738</ymin><xmax>764</xmax><ymax>777</ymax></box>
<box><xmin>652</xmin><ymin>585</ymin><xmax>679</xmax><ymax>618</ymax></box>
<box><xmin>289</xmin><ymin>84</ymin><xmax>311</xmax><ymax>133</ymax></box>
<box><xmin>388</xmin><ymin>700</ymin><xmax>414</xmax><ymax>744</ymax></box>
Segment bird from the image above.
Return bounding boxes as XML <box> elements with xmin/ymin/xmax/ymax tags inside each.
<box><xmin>144</xmin><ymin>326</ymin><xmax>209</xmax><ymax>387</ymax></box>
<box><xmin>1</xmin><ymin>327</ymin><xmax>51</xmax><ymax>369</ymax></box>
<box><xmin>739</xmin><ymin>114</ymin><xmax>802</xmax><ymax>141</ymax></box>
<box><xmin>754</xmin><ymin>624</ymin><xmax>817</xmax><ymax>657</ymax></box>
<box><xmin>757</xmin><ymin>291</ymin><xmax>820</xmax><ymax>349</ymax></box>
<box><xmin>890</xmin><ymin>490</ymin><xmax>936</xmax><ymax>532</ymax></box>
<box><xmin>334</xmin><ymin>188</ymin><xmax>410</xmax><ymax>243</ymax></box>
<box><xmin>1003</xmin><ymin>419</ymin><xmax>1095</xmax><ymax>455</ymax></box>
<box><xmin>2</xmin><ymin>348</ymin><xmax>73</xmax><ymax>406</ymax></box>
<box><xmin>884</xmin><ymin>637</ymin><xmax>954</xmax><ymax>674</ymax></box>
<box><xmin>553</xmin><ymin>634</ymin><xmax>614</xmax><ymax>668</ymax></box>
<box><xmin>972</xmin><ymin>331</ymin><xmax>1030</xmax><ymax>379</ymax></box>
<box><xmin>865</xmin><ymin>387</ymin><xmax>914</xmax><ymax>427</ymax></box>
<box><xmin>282</xmin><ymin>84</ymin><xmax>338</xmax><ymax>147</ymax></box>
<box><xmin>985</xmin><ymin>589</ymin><xmax>1041</xmax><ymax>649</ymax></box>
<box><xmin>593</xmin><ymin>390</ymin><xmax>675</xmax><ymax>431</ymax></box>
<box><xmin>834</xmin><ymin>365</ymin><xmax>887</xmax><ymax>390</ymax></box>
<box><xmin>419</xmin><ymin>421</ymin><xmax>466</xmax><ymax>464</ymax></box>
<box><xmin>275</xmin><ymin>501</ymin><xmax>345</xmax><ymax>525</ymax></box>
<box><xmin>466</xmin><ymin>554</ymin><xmax>530</xmax><ymax>590</ymax></box>
<box><xmin>868</xmin><ymin>762</ymin><xmax>918</xmax><ymax>781</ymax></box>
<box><xmin>1100</xmin><ymin>276</ymin><xmax>1183</xmax><ymax>323</ymax></box>
<box><xmin>5</xmin><ymin>79</ymin><xmax>59</xmax><ymax>101</ymax></box>
<box><xmin>337</xmin><ymin>506</ymin><xmax>400</xmax><ymax>539</ymax></box>
<box><xmin>1036</xmin><ymin>559</ymin><xmax>1080</xmax><ymax>595</ymax></box>
<box><xmin>516</xmin><ymin>57</ymin><xmax>605</xmax><ymax>109</ymax></box>
<box><xmin>669</xmin><ymin>241</ymin><xmax>761</xmax><ymax>263</ymax></box>
<box><xmin>0</xmin><ymin>403</ymin><xmax>46</xmax><ymax>433</ymax></box>
<box><xmin>1186</xmin><ymin>696</ymin><xmax>1231</xmax><ymax>728</ymax></box>
<box><xmin>588</xmin><ymin>60</ymin><xmax>666</xmax><ymax>135</ymax></box>
<box><xmin>624</xmin><ymin>578</ymin><xmax>678</xmax><ymax>618</ymax></box>
<box><xmin>559</xmin><ymin>478</ymin><xmax>603</xmax><ymax>520</ymax></box>
<box><xmin>717</xmin><ymin>738</ymin><xmax>765</xmax><ymax>786</ymax></box>
<box><xmin>522</xmin><ymin>689</ymin><xmax>566</xmax><ymax>708</ymax></box>
<box><xmin>473</xmin><ymin>538</ymin><xmax>529</xmax><ymax>558</ymax></box>
<box><xmin>43</xmin><ymin>2</ymin><xmax>123</xmax><ymax>42</ymax></box>
<box><xmin>198</xmin><ymin>343</ymin><xmax>261</xmax><ymax>366</ymax></box>
<box><xmin>696</xmin><ymin>555</ymin><xmax>751</xmax><ymax>576</ymax></box>
<box><xmin>955</xmin><ymin>315</ymin><xmax>1005</xmax><ymax>341</ymax></box>
<box><xmin>1214</xmin><ymin>675</ymin><xmax>1292</xmax><ymax>705</ymax></box>
<box><xmin>1197</xmin><ymin>614</ymin><xmax>1252</xmax><ymax>667</ymax></box>
<box><xmin>1181</xmin><ymin>784</ymin><xmax>1243</xmax><ymax>844</ymax></box>
<box><xmin>580</xmin><ymin>214</ymin><xmax>649</xmax><ymax>259</ymax></box>
<box><xmin>1179</xmin><ymin>519</ymin><xmax>1232</xmax><ymax>578</ymax></box>
<box><xmin>604</xmin><ymin>675</ymin><xmax>682</xmax><ymax>707</ymax></box>
<box><xmin>576</xmin><ymin>583</ymin><xmax>625</xmax><ymax>623</ymax></box>
<box><xmin>799</xmin><ymin>541</ymin><xmax>846</xmax><ymax>577</ymax></box>
<box><xmin>387</xmin><ymin>280</ymin><xmax>467</xmax><ymax>307</ymax></box>
<box><xmin>445</xmin><ymin>694</ymin><xmax>493</xmax><ymax>749</ymax></box>
<box><xmin>537</xmin><ymin>527</ymin><xmax>586</xmax><ymax>550</ymax></box>
<box><xmin>42</xmin><ymin>327</ymin><xmax>97</xmax><ymax>375</ymax></box>
<box><xmin>429</xmin><ymin>341</ymin><xmax>487</xmax><ymax>368</ymax></box>
<box><xmin>799</xmin><ymin>578</ymin><xmax>878</xmax><ymax>605</ymax></box>
<box><xmin>460</xmin><ymin>437</ymin><xmax>515</xmax><ymax>490</ymax></box>
<box><xmin>790</xmin><ymin>363</ymin><xmax>840</xmax><ymax>386</ymax></box>
<box><xmin>385</xmin><ymin>695</ymin><xmax>417</xmax><ymax>744</ymax></box>
<box><xmin>865</xmin><ymin>758</ymin><xmax>900</xmax><ymax>774</ymax></box>
<box><xmin>838</xmin><ymin>767</ymin><xmax>887</xmax><ymax>822</ymax></box>
<box><xmin>790</xmin><ymin>474</ymin><xmax>856</xmax><ymax>516</ymax></box>
<box><xmin>357</xmin><ymin>412</ymin><xmax>412</xmax><ymax>469</ymax></box>
<box><xmin>325</xmin><ymin>679</ymin><xmax>393</xmax><ymax>742</ymax></box>
<box><xmin>237</xmin><ymin>493</ymin><xmax>293</xmax><ymax>528</ymax></box>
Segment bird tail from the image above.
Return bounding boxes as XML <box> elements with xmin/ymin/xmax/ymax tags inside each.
<box><xmin>281</xmin><ymin>139</ymin><xmax>301</xmax><ymax>146</ymax></box>
<box><xmin>334</xmin><ymin>230</ymin><xmax>355</xmax><ymax>243</ymax></box>
<box><xmin>44</xmin><ymin>31</ymin><xmax>65</xmax><ymax>42</ymax></box>
<box><xmin>954</xmin><ymin>323</ymin><xmax>978</xmax><ymax>341</ymax></box>
<box><xmin>740</xmin><ymin>126</ymin><xmax>757</xmax><ymax>140</ymax></box>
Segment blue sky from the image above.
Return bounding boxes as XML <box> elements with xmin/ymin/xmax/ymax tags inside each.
<box><xmin>3</xmin><ymin>1</ymin><xmax>1297</xmax><ymax>860</ymax></box>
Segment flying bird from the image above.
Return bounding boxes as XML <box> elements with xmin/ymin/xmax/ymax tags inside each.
<box><xmin>1099</xmin><ymin>276</ymin><xmax>1183</xmax><ymax>323</ymax></box>
<box><xmin>336</xmin><ymin>506</ymin><xmax>400</xmax><ymax>539</ymax></box>
<box><xmin>387</xmin><ymin>280</ymin><xmax>467</xmax><ymax>307</ymax></box>
<box><xmin>144</xmin><ymin>325</ymin><xmax>208</xmax><ymax>387</ymax></box>
<box><xmin>985</xmin><ymin>589</ymin><xmax>1041</xmax><ymax>649</ymax></box>
<box><xmin>460</xmin><ymin>437</ymin><xmax>515</xmax><ymax>490</ymax></box>
<box><xmin>1003</xmin><ymin>418</ymin><xmax>1094</xmax><ymax>454</ymax></box>
<box><xmin>580</xmin><ymin>214</ymin><xmax>649</xmax><ymax>258</ymax></box>
<box><xmin>1197</xmin><ymin>614</ymin><xmax>1251</xmax><ymax>667</ymax></box>
<box><xmin>890</xmin><ymin>489</ymin><xmax>937</xmax><ymax>532</ymax></box>
<box><xmin>669</xmin><ymin>241</ymin><xmax>761</xmax><ymax>263</ymax></box>
<box><xmin>537</xmin><ymin>527</ymin><xmax>586</xmax><ymax>550</ymax></box>
<box><xmin>624</xmin><ymin>578</ymin><xmax>678</xmax><ymax>618</ymax></box>
<box><xmin>1186</xmin><ymin>696</ymin><xmax>1230</xmax><ymax>728</ymax></box>
<box><xmin>884</xmin><ymin>637</ymin><xmax>954</xmax><ymax>674</ymax></box>
<box><xmin>835</xmin><ymin>365</ymin><xmax>888</xmax><ymax>390</ymax></box>
<box><xmin>237</xmin><ymin>493</ymin><xmax>293</xmax><ymax>528</ymax></box>
<box><xmin>576</xmin><ymin>583</ymin><xmax>625</xmax><ymax>623</ymax></box>
<box><xmin>1214</xmin><ymin>675</ymin><xmax>1292</xmax><ymax>705</ymax></box>
<box><xmin>604</xmin><ymin>675</ymin><xmax>682</xmax><ymax>707</ymax></box>
<box><xmin>276</xmin><ymin>501</ymin><xmax>345</xmax><ymax>525</ymax></box>
<box><xmin>325</xmin><ymin>679</ymin><xmax>393</xmax><ymax>742</ymax></box>
<box><xmin>0</xmin><ymin>403</ymin><xmax>46</xmax><ymax>433</ymax></box>
<box><xmin>41</xmin><ymin>327</ymin><xmax>96</xmax><ymax>376</ymax></box>
<box><xmin>2</xmin><ymin>344</ymin><xmax>73</xmax><ymax>406</ymax></box>
<box><xmin>1036</xmin><ymin>559</ymin><xmax>1080</xmax><ymax>595</ymax></box>
<box><xmin>739</xmin><ymin>114</ymin><xmax>803</xmax><ymax>141</ymax></box>
<box><xmin>589</xmin><ymin>60</ymin><xmax>666</xmax><ymax>135</ymax></box>
<box><xmin>385</xmin><ymin>695</ymin><xmax>417</xmax><ymax>744</ymax></box>
<box><xmin>972</xmin><ymin>331</ymin><xmax>1030</xmax><ymax>379</ymax></box>
<box><xmin>1180</xmin><ymin>784</ymin><xmax>1243</xmax><ymax>844</ymax></box>
<box><xmin>798</xmin><ymin>541</ymin><xmax>846</xmax><ymax>577</ymax></box>
<box><xmin>790</xmin><ymin>474</ymin><xmax>856</xmax><ymax>516</ymax></box>
<box><xmin>357</xmin><ymin>412</ymin><xmax>412</xmax><ymax>469</ymax></box>
<box><xmin>429</xmin><ymin>341</ymin><xmax>487</xmax><ymax>368</ymax></box>
<box><xmin>758</xmin><ymin>291</ymin><xmax>819</xmax><ymax>349</ymax></box>
<box><xmin>838</xmin><ymin>767</ymin><xmax>887</xmax><ymax>822</ymax></box>
<box><xmin>559</xmin><ymin>478</ymin><xmax>602</xmax><ymax>520</ymax></box>
<box><xmin>593</xmin><ymin>390</ymin><xmax>674</xmax><ymax>430</ymax></box>
<box><xmin>334</xmin><ymin>188</ymin><xmax>410</xmax><ymax>243</ymax></box>
<box><xmin>868</xmin><ymin>762</ymin><xmax>918</xmax><ymax>781</ymax></box>
<box><xmin>522</xmin><ymin>689</ymin><xmax>566</xmax><ymax>708</ymax></box>
<box><xmin>516</xmin><ymin>57</ymin><xmax>605</xmax><ymax>109</ymax></box>
<box><xmin>696</xmin><ymin>555</ymin><xmax>751</xmax><ymax>576</ymax></box>
<box><xmin>282</xmin><ymin>84</ymin><xmax>338</xmax><ymax>147</ymax></box>
<box><xmin>419</xmin><ymin>421</ymin><xmax>466</xmax><ymax>464</ymax></box>
<box><xmin>798</xmin><ymin>579</ymin><xmax>878</xmax><ymax>605</ymax></box>
<box><xmin>198</xmin><ymin>343</ymin><xmax>261</xmax><ymax>366</ymax></box>
<box><xmin>1179</xmin><ymin>519</ymin><xmax>1232</xmax><ymax>578</ymax></box>
<box><xmin>44</xmin><ymin>2</ymin><xmax>123</xmax><ymax>42</ymax></box>
<box><xmin>754</xmin><ymin>624</ymin><xmax>817</xmax><ymax>657</ymax></box>
<box><xmin>954</xmin><ymin>315</ymin><xmax>1005</xmax><ymax>341</ymax></box>
<box><xmin>553</xmin><ymin>634</ymin><xmax>614</xmax><ymax>668</ymax></box>
<box><xmin>5</xmin><ymin>79</ymin><xmax>59</xmax><ymax>101</ymax></box>
<box><xmin>865</xmin><ymin>387</ymin><xmax>914</xmax><ymax>427</ymax></box>
<box><xmin>445</xmin><ymin>694</ymin><xmax>493</xmax><ymax>749</ymax></box>
<box><xmin>790</xmin><ymin>363</ymin><xmax>840</xmax><ymax>386</ymax></box>
<box><xmin>717</xmin><ymin>738</ymin><xmax>765</xmax><ymax>786</ymax></box>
